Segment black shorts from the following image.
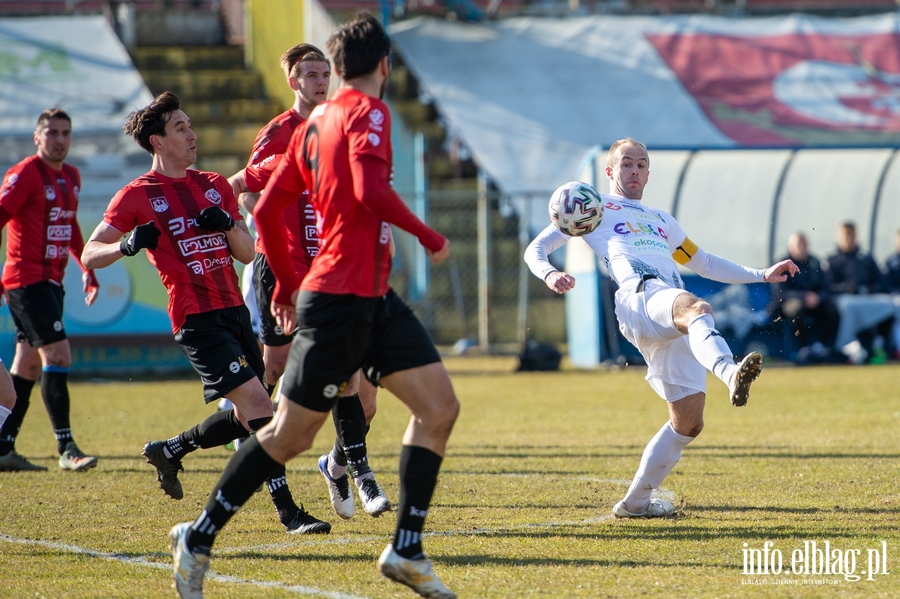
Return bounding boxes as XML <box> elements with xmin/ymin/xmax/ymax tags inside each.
<box><xmin>281</xmin><ymin>289</ymin><xmax>441</xmax><ymax>413</ymax></box>
<box><xmin>253</xmin><ymin>252</ymin><xmax>294</xmax><ymax>347</ymax></box>
<box><xmin>6</xmin><ymin>281</ymin><xmax>67</xmax><ymax>347</ymax></box>
<box><xmin>174</xmin><ymin>305</ymin><xmax>266</xmax><ymax>404</ymax></box>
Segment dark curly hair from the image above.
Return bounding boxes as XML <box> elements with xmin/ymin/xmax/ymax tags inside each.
<box><xmin>123</xmin><ymin>91</ymin><xmax>181</xmax><ymax>155</ymax></box>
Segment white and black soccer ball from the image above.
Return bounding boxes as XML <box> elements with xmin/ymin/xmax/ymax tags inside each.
<box><xmin>548</xmin><ymin>181</ymin><xmax>603</xmax><ymax>237</ymax></box>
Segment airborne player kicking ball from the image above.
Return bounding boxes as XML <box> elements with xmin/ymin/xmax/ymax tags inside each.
<box><xmin>81</xmin><ymin>91</ymin><xmax>329</xmax><ymax>536</ymax></box>
<box><xmin>525</xmin><ymin>139</ymin><xmax>798</xmax><ymax>520</ymax></box>
<box><xmin>168</xmin><ymin>13</ymin><xmax>461</xmax><ymax>599</ymax></box>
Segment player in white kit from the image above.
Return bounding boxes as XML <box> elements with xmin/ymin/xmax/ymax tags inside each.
<box><xmin>524</xmin><ymin>138</ymin><xmax>798</xmax><ymax>518</ymax></box>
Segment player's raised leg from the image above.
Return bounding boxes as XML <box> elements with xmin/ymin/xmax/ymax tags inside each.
<box><xmin>674</xmin><ymin>293</ymin><xmax>763</xmax><ymax>407</ymax></box>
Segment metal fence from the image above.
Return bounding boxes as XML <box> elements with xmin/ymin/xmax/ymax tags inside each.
<box><xmin>391</xmin><ymin>184</ymin><xmax>567</xmax><ymax>350</ymax></box>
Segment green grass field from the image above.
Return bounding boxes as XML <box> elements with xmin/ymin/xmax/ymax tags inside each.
<box><xmin>1</xmin><ymin>357</ymin><xmax>899</xmax><ymax>598</ymax></box>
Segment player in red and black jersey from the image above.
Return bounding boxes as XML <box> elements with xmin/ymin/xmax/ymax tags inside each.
<box><xmin>228</xmin><ymin>43</ymin><xmax>390</xmax><ymax>521</ymax></box>
<box><xmin>172</xmin><ymin>15</ymin><xmax>460</xmax><ymax>599</ymax></box>
<box><xmin>81</xmin><ymin>92</ymin><xmax>329</xmax><ymax>535</ymax></box>
<box><xmin>0</xmin><ymin>108</ymin><xmax>100</xmax><ymax>473</ymax></box>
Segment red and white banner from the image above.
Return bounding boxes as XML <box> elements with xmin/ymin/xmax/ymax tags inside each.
<box><xmin>647</xmin><ymin>31</ymin><xmax>900</xmax><ymax>146</ymax></box>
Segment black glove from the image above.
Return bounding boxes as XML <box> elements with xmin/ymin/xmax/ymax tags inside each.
<box><xmin>120</xmin><ymin>221</ymin><xmax>160</xmax><ymax>256</ymax></box>
<box><xmin>197</xmin><ymin>206</ymin><xmax>235</xmax><ymax>232</ymax></box>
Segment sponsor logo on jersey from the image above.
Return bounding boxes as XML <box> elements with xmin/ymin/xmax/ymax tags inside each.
<box><xmin>168</xmin><ymin>216</ymin><xmax>197</xmax><ymax>236</ymax></box>
<box><xmin>367</xmin><ymin>132</ymin><xmax>381</xmax><ymax>147</ymax></box>
<box><xmin>49</xmin><ymin>207</ymin><xmax>75</xmax><ymax>221</ymax></box>
<box><xmin>229</xmin><ymin>361</ymin><xmax>240</xmax><ymax>374</ymax></box>
<box><xmin>53</xmin><ymin>321</ymin><xmax>63</xmax><ymax>332</ymax></box>
<box><xmin>379</xmin><ymin>221</ymin><xmax>391</xmax><ymax>245</ymax></box>
<box><xmin>605</xmin><ymin>202</ymin><xmax>622</xmax><ymax>210</ymax></box>
<box><xmin>178</xmin><ymin>233</ymin><xmax>228</xmax><ymax>256</ymax></box>
<box><xmin>305</xmin><ymin>224</ymin><xmax>319</xmax><ymax>242</ymax></box>
<box><xmin>186</xmin><ymin>260</ymin><xmax>204</xmax><ymax>274</ymax></box>
<box><xmin>322</xmin><ymin>384</ymin><xmax>339</xmax><ymax>399</ymax></box>
<box><xmin>73</xmin><ymin>185</ymin><xmax>79</xmax><ymax>200</ymax></box>
<box><xmin>253</xmin><ymin>155</ymin><xmax>277</xmax><ymax>170</ymax></box>
<box><xmin>632</xmin><ymin>238</ymin><xmax>670</xmax><ymax>254</ymax></box>
<box><xmin>624</xmin><ymin>206</ymin><xmax>665</xmax><ymax>222</ymax></box>
<box><xmin>44</xmin><ymin>185</ymin><xmax>56</xmax><ymax>201</ymax></box>
<box><xmin>369</xmin><ymin>108</ymin><xmax>385</xmax><ymax>127</ymax></box>
<box><xmin>47</xmin><ymin>225</ymin><xmax>72</xmax><ymax>241</ymax></box>
<box><xmin>613</xmin><ymin>221</ymin><xmax>669</xmax><ymax>240</ymax></box>
<box><xmin>205</xmin><ymin>189</ymin><xmax>222</xmax><ymax>205</ymax></box>
<box><xmin>150</xmin><ymin>196</ymin><xmax>169</xmax><ymax>212</ymax></box>
<box><xmin>308</xmin><ymin>247</ymin><xmax>319</xmax><ymax>257</ymax></box>
<box><xmin>201</xmin><ymin>255</ymin><xmax>233</xmax><ymax>273</ymax></box>
<box><xmin>44</xmin><ymin>245</ymin><xmax>69</xmax><ymax>259</ymax></box>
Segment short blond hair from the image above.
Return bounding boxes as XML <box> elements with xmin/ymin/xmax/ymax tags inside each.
<box><xmin>606</xmin><ymin>138</ymin><xmax>648</xmax><ymax>168</ymax></box>
<box><xmin>280</xmin><ymin>44</ymin><xmax>329</xmax><ymax>79</ymax></box>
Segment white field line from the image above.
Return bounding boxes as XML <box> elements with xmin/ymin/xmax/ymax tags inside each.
<box><xmin>0</xmin><ymin>478</ymin><xmax>674</xmax><ymax>596</ymax></box>
<box><xmin>0</xmin><ymin>533</ymin><xmax>370</xmax><ymax>599</ymax></box>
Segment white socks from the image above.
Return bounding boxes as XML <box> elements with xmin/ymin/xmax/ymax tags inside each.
<box><xmin>0</xmin><ymin>404</ymin><xmax>10</xmax><ymax>430</ymax></box>
<box><xmin>327</xmin><ymin>454</ymin><xmax>348</xmax><ymax>479</ymax></box>
<box><xmin>621</xmin><ymin>421</ymin><xmax>694</xmax><ymax>514</ymax></box>
<box><xmin>687</xmin><ymin>313</ymin><xmax>735</xmax><ymax>385</ymax></box>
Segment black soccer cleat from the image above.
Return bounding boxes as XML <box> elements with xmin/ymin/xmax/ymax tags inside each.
<box><xmin>282</xmin><ymin>504</ymin><xmax>332</xmax><ymax>535</ymax></box>
<box><xmin>142</xmin><ymin>440</ymin><xmax>184</xmax><ymax>500</ymax></box>
<box><xmin>729</xmin><ymin>352</ymin><xmax>763</xmax><ymax>407</ymax></box>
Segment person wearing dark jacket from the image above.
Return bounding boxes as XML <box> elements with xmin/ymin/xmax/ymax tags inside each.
<box><xmin>770</xmin><ymin>232</ymin><xmax>839</xmax><ymax>361</ymax></box>
<box><xmin>826</xmin><ymin>222</ymin><xmax>893</xmax><ymax>361</ymax></box>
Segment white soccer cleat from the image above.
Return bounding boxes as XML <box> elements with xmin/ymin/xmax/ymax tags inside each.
<box><xmin>378</xmin><ymin>544</ymin><xmax>457</xmax><ymax>599</ymax></box>
<box><xmin>613</xmin><ymin>498</ymin><xmax>675</xmax><ymax>519</ymax></box>
<box><xmin>58</xmin><ymin>442</ymin><xmax>97</xmax><ymax>472</ymax></box>
<box><xmin>317</xmin><ymin>454</ymin><xmax>354</xmax><ymax>519</ymax></box>
<box><xmin>170</xmin><ymin>522</ymin><xmax>210</xmax><ymax>599</ymax></box>
<box><xmin>355</xmin><ymin>475</ymin><xmax>392</xmax><ymax>517</ymax></box>
<box><xmin>728</xmin><ymin>351</ymin><xmax>763</xmax><ymax>407</ymax></box>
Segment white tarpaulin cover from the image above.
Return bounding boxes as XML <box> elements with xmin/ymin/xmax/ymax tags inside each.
<box><xmin>0</xmin><ymin>15</ymin><xmax>153</xmax><ymax>169</ymax></box>
<box><xmin>390</xmin><ymin>12</ymin><xmax>900</xmax><ymax>196</ymax></box>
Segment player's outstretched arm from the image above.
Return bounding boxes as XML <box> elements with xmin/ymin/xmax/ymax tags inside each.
<box><xmin>763</xmin><ymin>259</ymin><xmax>800</xmax><ymax>283</ymax></box>
<box><xmin>82</xmin><ymin>222</ymin><xmax>156</xmax><ymax>269</ymax></box>
<box><xmin>544</xmin><ymin>271</ymin><xmax>577</xmax><ymax>294</ymax></box>
<box><xmin>425</xmin><ymin>238</ymin><xmax>450</xmax><ymax>264</ymax></box>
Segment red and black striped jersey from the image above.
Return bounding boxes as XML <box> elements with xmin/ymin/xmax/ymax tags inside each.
<box><xmin>243</xmin><ymin>109</ymin><xmax>316</xmax><ymax>277</ymax></box>
<box><xmin>103</xmin><ymin>170</ymin><xmax>245</xmax><ymax>332</ymax></box>
<box><xmin>257</xmin><ymin>88</ymin><xmax>444</xmax><ymax>303</ymax></box>
<box><xmin>0</xmin><ymin>155</ymin><xmax>87</xmax><ymax>290</ymax></box>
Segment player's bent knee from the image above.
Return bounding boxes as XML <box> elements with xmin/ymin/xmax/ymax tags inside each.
<box><xmin>674</xmin><ymin>419</ymin><xmax>704</xmax><ymax>438</ymax></box>
<box><xmin>429</xmin><ymin>394</ymin><xmax>460</xmax><ymax>434</ymax></box>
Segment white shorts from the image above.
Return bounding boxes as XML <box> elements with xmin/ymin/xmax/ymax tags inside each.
<box><xmin>615</xmin><ymin>278</ymin><xmax>706</xmax><ymax>401</ymax></box>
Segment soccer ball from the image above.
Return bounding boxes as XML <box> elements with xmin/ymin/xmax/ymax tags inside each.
<box><xmin>548</xmin><ymin>181</ymin><xmax>603</xmax><ymax>237</ymax></box>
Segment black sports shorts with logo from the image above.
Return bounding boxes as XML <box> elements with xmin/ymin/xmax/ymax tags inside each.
<box><xmin>252</xmin><ymin>252</ymin><xmax>294</xmax><ymax>347</ymax></box>
<box><xmin>281</xmin><ymin>289</ymin><xmax>441</xmax><ymax>413</ymax></box>
<box><xmin>6</xmin><ymin>281</ymin><xmax>67</xmax><ymax>347</ymax></box>
<box><xmin>174</xmin><ymin>305</ymin><xmax>266</xmax><ymax>403</ymax></box>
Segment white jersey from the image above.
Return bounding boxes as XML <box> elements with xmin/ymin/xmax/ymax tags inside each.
<box><xmin>525</xmin><ymin>193</ymin><xmax>765</xmax><ymax>291</ymax></box>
